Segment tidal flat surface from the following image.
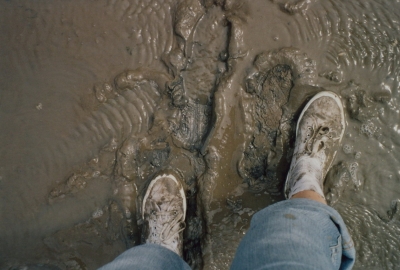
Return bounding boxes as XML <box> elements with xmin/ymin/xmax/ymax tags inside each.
<box><xmin>1</xmin><ymin>0</ymin><xmax>400</xmax><ymax>269</ymax></box>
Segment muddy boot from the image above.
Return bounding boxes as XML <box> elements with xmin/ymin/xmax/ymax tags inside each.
<box><xmin>285</xmin><ymin>91</ymin><xmax>345</xmax><ymax>199</ymax></box>
<box><xmin>142</xmin><ymin>174</ymin><xmax>186</xmax><ymax>256</ymax></box>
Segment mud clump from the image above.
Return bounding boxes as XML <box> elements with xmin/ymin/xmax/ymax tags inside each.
<box><xmin>324</xmin><ymin>161</ymin><xmax>362</xmax><ymax>205</ymax></box>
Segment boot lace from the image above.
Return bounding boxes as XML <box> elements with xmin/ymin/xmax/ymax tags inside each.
<box><xmin>146</xmin><ymin>198</ymin><xmax>185</xmax><ymax>246</ymax></box>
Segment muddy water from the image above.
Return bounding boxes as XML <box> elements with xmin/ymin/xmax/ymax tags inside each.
<box><xmin>1</xmin><ymin>0</ymin><xmax>400</xmax><ymax>269</ymax></box>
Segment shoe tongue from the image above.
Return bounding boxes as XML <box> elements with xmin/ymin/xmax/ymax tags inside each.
<box><xmin>161</xmin><ymin>212</ymin><xmax>184</xmax><ymax>241</ymax></box>
<box><xmin>151</xmin><ymin>204</ymin><xmax>184</xmax><ymax>256</ymax></box>
<box><xmin>147</xmin><ymin>198</ymin><xmax>183</xmax><ymax>239</ymax></box>
<box><xmin>306</xmin><ymin>126</ymin><xmax>334</xmax><ymax>155</ymax></box>
<box><xmin>310</xmin><ymin>136</ymin><xmax>327</xmax><ymax>154</ymax></box>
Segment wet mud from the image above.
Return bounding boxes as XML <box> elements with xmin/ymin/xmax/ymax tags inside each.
<box><xmin>1</xmin><ymin>0</ymin><xmax>400</xmax><ymax>269</ymax></box>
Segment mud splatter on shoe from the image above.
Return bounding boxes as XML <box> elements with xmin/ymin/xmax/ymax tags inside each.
<box><xmin>285</xmin><ymin>91</ymin><xmax>345</xmax><ymax>199</ymax></box>
<box><xmin>142</xmin><ymin>174</ymin><xmax>186</xmax><ymax>256</ymax></box>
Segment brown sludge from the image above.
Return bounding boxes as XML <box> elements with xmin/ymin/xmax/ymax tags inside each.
<box><xmin>1</xmin><ymin>0</ymin><xmax>400</xmax><ymax>269</ymax></box>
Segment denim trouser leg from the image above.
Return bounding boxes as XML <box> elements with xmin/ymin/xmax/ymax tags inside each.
<box><xmin>99</xmin><ymin>199</ymin><xmax>355</xmax><ymax>270</ymax></box>
<box><xmin>98</xmin><ymin>243</ymin><xmax>191</xmax><ymax>270</ymax></box>
<box><xmin>231</xmin><ymin>198</ymin><xmax>356</xmax><ymax>270</ymax></box>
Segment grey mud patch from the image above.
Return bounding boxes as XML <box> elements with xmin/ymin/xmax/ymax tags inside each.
<box><xmin>1</xmin><ymin>0</ymin><xmax>400</xmax><ymax>269</ymax></box>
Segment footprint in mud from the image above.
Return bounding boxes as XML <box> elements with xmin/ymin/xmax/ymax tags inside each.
<box><xmin>45</xmin><ymin>67</ymin><xmax>208</xmax><ymax>266</ymax></box>
<box><xmin>43</xmin><ymin>3</ymin><xmax>232</xmax><ymax>268</ymax></box>
<box><xmin>239</xmin><ymin>47</ymin><xmax>317</xmax><ymax>194</ymax></box>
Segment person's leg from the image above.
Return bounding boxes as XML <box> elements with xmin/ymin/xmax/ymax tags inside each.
<box><xmin>292</xmin><ymin>190</ymin><xmax>327</xmax><ymax>204</ymax></box>
<box><xmin>98</xmin><ymin>173</ymin><xmax>190</xmax><ymax>270</ymax></box>
<box><xmin>231</xmin><ymin>91</ymin><xmax>355</xmax><ymax>269</ymax></box>
<box><xmin>98</xmin><ymin>244</ymin><xmax>190</xmax><ymax>270</ymax></box>
<box><xmin>231</xmin><ymin>199</ymin><xmax>355</xmax><ymax>270</ymax></box>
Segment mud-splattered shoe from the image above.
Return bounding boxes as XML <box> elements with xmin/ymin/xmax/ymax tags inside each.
<box><xmin>285</xmin><ymin>91</ymin><xmax>345</xmax><ymax>199</ymax></box>
<box><xmin>142</xmin><ymin>174</ymin><xmax>186</xmax><ymax>256</ymax></box>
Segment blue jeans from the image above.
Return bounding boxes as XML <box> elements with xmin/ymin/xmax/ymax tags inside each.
<box><xmin>99</xmin><ymin>199</ymin><xmax>355</xmax><ymax>270</ymax></box>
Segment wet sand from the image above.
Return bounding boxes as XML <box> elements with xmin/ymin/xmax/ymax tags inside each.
<box><xmin>1</xmin><ymin>0</ymin><xmax>400</xmax><ymax>269</ymax></box>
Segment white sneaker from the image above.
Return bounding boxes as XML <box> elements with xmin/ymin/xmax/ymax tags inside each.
<box><xmin>285</xmin><ymin>91</ymin><xmax>345</xmax><ymax>199</ymax></box>
<box><xmin>142</xmin><ymin>174</ymin><xmax>186</xmax><ymax>256</ymax></box>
